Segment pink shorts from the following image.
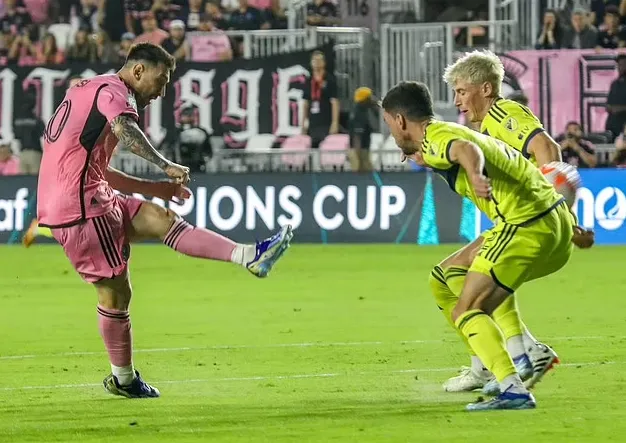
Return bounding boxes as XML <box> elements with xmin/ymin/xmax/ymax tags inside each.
<box><xmin>52</xmin><ymin>195</ymin><xmax>144</xmax><ymax>283</ymax></box>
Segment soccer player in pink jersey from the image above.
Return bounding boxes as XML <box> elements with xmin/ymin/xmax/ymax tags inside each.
<box><xmin>37</xmin><ymin>43</ymin><xmax>293</xmax><ymax>399</ymax></box>
<box><xmin>24</xmin><ymin>75</ymin><xmax>84</xmax><ymax>248</ymax></box>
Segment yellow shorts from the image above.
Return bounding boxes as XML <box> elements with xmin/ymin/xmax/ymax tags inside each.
<box><xmin>470</xmin><ymin>202</ymin><xmax>575</xmax><ymax>292</ymax></box>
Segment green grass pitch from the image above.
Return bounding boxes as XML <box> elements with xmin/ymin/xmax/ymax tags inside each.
<box><xmin>1</xmin><ymin>244</ymin><xmax>625</xmax><ymax>442</ymax></box>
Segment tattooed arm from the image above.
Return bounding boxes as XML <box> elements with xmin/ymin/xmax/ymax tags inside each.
<box><xmin>110</xmin><ymin>115</ymin><xmax>171</xmax><ymax>170</ymax></box>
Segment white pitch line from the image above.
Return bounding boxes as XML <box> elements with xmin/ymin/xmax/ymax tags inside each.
<box><xmin>0</xmin><ymin>361</ymin><xmax>617</xmax><ymax>392</ymax></box>
<box><xmin>1</xmin><ymin>335</ymin><xmax>624</xmax><ymax>361</ymax></box>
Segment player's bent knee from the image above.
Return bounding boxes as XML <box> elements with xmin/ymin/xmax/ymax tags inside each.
<box><xmin>94</xmin><ymin>273</ymin><xmax>133</xmax><ymax>310</ymax></box>
<box><xmin>132</xmin><ymin>201</ymin><xmax>181</xmax><ymax>241</ymax></box>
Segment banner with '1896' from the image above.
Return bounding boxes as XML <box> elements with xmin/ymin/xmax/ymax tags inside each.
<box><xmin>0</xmin><ymin>45</ymin><xmax>333</xmax><ymax>148</ymax></box>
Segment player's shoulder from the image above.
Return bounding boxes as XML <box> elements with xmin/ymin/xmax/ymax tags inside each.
<box><xmin>423</xmin><ymin>120</ymin><xmax>469</xmax><ymax>156</ymax></box>
<box><xmin>489</xmin><ymin>98</ymin><xmax>539</xmax><ymax>122</ymax></box>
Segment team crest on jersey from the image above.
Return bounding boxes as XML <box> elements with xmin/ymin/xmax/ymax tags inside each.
<box><xmin>504</xmin><ymin>117</ymin><xmax>518</xmax><ymax>132</ymax></box>
<box><xmin>429</xmin><ymin>142</ymin><xmax>438</xmax><ymax>157</ymax></box>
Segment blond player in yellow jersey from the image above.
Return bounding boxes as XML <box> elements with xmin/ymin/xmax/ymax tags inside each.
<box><xmin>381</xmin><ymin>80</ymin><xmax>577</xmax><ymax>410</ymax></box>
<box><xmin>425</xmin><ymin>50</ymin><xmax>594</xmax><ymax>396</ymax></box>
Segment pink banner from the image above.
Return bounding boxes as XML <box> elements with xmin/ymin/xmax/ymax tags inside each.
<box><xmin>500</xmin><ymin>49</ymin><xmax>621</xmax><ymax>134</ymax></box>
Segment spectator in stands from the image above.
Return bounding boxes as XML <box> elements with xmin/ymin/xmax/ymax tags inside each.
<box><xmin>192</xmin><ymin>15</ymin><xmax>233</xmax><ymax>61</ymax></box>
<box><xmin>0</xmin><ymin>139</ymin><xmax>19</xmax><ymax>176</ymax></box>
<box><xmin>77</xmin><ymin>0</ymin><xmax>98</xmax><ymax>32</ymax></box>
<box><xmin>302</xmin><ymin>50</ymin><xmax>340</xmax><ymax>147</ymax></box>
<box><xmin>182</xmin><ymin>0</ymin><xmax>205</xmax><ymax>32</ymax></box>
<box><xmin>162</xmin><ymin>19</ymin><xmax>190</xmax><ymax>61</ymax></box>
<box><xmin>99</xmin><ymin>0</ymin><xmax>126</xmax><ymax>42</ymax></box>
<box><xmin>306</xmin><ymin>0</ymin><xmax>340</xmax><ymax>26</ymax></box>
<box><xmin>66</xmin><ymin>26</ymin><xmax>97</xmax><ymax>63</ymax></box>
<box><xmin>612</xmin><ymin>122</ymin><xmax>626</xmax><ymax>166</ymax></box>
<box><xmin>262</xmin><ymin>0</ymin><xmax>288</xmax><ymax>29</ymax></box>
<box><xmin>124</xmin><ymin>0</ymin><xmax>153</xmax><ymax>36</ymax></box>
<box><xmin>229</xmin><ymin>0</ymin><xmax>262</xmax><ymax>31</ymax></box>
<box><xmin>0</xmin><ymin>0</ymin><xmax>32</xmax><ymax>36</ymax></box>
<box><xmin>117</xmin><ymin>32</ymin><xmax>135</xmax><ymax>62</ymax></box>
<box><xmin>563</xmin><ymin>8</ymin><xmax>598</xmax><ymax>49</ymax></box>
<box><xmin>205</xmin><ymin>2</ymin><xmax>230</xmax><ymax>30</ymax></box>
<box><xmin>348</xmin><ymin>87</ymin><xmax>375</xmax><ymax>172</ymax></box>
<box><xmin>13</xmin><ymin>92</ymin><xmax>44</xmax><ymax>175</ymax></box>
<box><xmin>35</xmin><ymin>32</ymin><xmax>63</xmax><ymax>64</ymax></box>
<box><xmin>152</xmin><ymin>0</ymin><xmax>183</xmax><ymax>31</ymax></box>
<box><xmin>135</xmin><ymin>11</ymin><xmax>169</xmax><ymax>45</ymax></box>
<box><xmin>23</xmin><ymin>0</ymin><xmax>50</xmax><ymax>25</ymax></box>
<box><xmin>596</xmin><ymin>6</ymin><xmax>626</xmax><ymax>48</ymax></box>
<box><xmin>606</xmin><ymin>54</ymin><xmax>626</xmax><ymax>140</ymax></box>
<box><xmin>590</xmin><ymin>0</ymin><xmax>621</xmax><ymax>29</ymax></box>
<box><xmin>94</xmin><ymin>30</ymin><xmax>117</xmax><ymax>63</ymax></box>
<box><xmin>162</xmin><ymin>106</ymin><xmax>213</xmax><ymax>173</ymax></box>
<box><xmin>555</xmin><ymin>121</ymin><xmax>598</xmax><ymax>168</ymax></box>
<box><xmin>221</xmin><ymin>0</ymin><xmax>239</xmax><ymax>12</ymax></box>
<box><xmin>535</xmin><ymin>9</ymin><xmax>563</xmax><ymax>49</ymax></box>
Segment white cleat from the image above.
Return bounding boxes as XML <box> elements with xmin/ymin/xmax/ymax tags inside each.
<box><xmin>443</xmin><ymin>366</ymin><xmax>493</xmax><ymax>392</ymax></box>
<box><xmin>524</xmin><ymin>342</ymin><xmax>560</xmax><ymax>389</ymax></box>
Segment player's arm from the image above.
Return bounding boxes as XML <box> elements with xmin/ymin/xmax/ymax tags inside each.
<box><xmin>447</xmin><ymin>140</ymin><xmax>491</xmax><ymax>198</ymax></box>
<box><xmin>106</xmin><ymin>166</ymin><xmax>190</xmax><ymax>201</ymax></box>
<box><xmin>526</xmin><ymin>132</ymin><xmax>562</xmax><ymax>166</ymax></box>
<box><xmin>110</xmin><ymin>115</ymin><xmax>171</xmax><ymax>170</ymax></box>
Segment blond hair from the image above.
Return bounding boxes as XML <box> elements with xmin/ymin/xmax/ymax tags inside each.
<box><xmin>442</xmin><ymin>50</ymin><xmax>504</xmax><ymax>96</ymax></box>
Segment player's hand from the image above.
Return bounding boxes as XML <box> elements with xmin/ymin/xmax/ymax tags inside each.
<box><xmin>572</xmin><ymin>225</ymin><xmax>594</xmax><ymax>249</ymax></box>
<box><xmin>163</xmin><ymin>162</ymin><xmax>190</xmax><ymax>184</ymax></box>
<box><xmin>152</xmin><ymin>181</ymin><xmax>192</xmax><ymax>203</ymax></box>
<box><xmin>470</xmin><ymin>173</ymin><xmax>492</xmax><ymax>199</ymax></box>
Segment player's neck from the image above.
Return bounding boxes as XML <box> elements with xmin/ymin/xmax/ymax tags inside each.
<box><xmin>478</xmin><ymin>96</ymin><xmax>499</xmax><ymax>122</ymax></box>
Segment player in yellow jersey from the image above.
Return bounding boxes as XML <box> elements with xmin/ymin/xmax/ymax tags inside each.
<box><xmin>381</xmin><ymin>80</ymin><xmax>576</xmax><ymax>410</ymax></box>
<box><xmin>23</xmin><ymin>75</ymin><xmax>84</xmax><ymax>248</ymax></box>
<box><xmin>425</xmin><ymin>50</ymin><xmax>594</xmax><ymax>395</ymax></box>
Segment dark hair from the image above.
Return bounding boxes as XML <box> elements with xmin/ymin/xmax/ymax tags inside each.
<box><xmin>606</xmin><ymin>5</ymin><xmax>620</xmax><ymax>16</ymax></box>
<box><xmin>381</xmin><ymin>81</ymin><xmax>434</xmax><ymax>121</ymax></box>
<box><xmin>125</xmin><ymin>42</ymin><xmax>176</xmax><ymax>71</ymax></box>
<box><xmin>566</xmin><ymin>120</ymin><xmax>581</xmax><ymax>128</ymax></box>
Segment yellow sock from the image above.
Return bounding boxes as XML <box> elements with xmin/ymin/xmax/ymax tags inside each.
<box><xmin>428</xmin><ymin>266</ymin><xmax>474</xmax><ymax>355</ymax></box>
<box><xmin>455</xmin><ymin>309</ymin><xmax>516</xmax><ymax>382</ymax></box>
<box><xmin>491</xmin><ymin>294</ymin><xmax>524</xmax><ymax>340</ymax></box>
<box><xmin>37</xmin><ymin>226</ymin><xmax>54</xmax><ymax>238</ymax></box>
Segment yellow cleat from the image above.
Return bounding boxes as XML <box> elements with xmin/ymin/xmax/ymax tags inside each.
<box><xmin>22</xmin><ymin>218</ymin><xmax>39</xmax><ymax>248</ymax></box>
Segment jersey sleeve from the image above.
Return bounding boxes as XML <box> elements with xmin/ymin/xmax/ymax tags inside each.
<box><xmin>422</xmin><ymin>129</ymin><xmax>458</xmax><ymax>170</ymax></box>
<box><xmin>485</xmin><ymin>101</ymin><xmax>545</xmax><ymax>158</ymax></box>
<box><xmin>97</xmin><ymin>85</ymin><xmax>139</xmax><ymax>124</ymax></box>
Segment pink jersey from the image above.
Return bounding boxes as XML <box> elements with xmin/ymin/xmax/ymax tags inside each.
<box><xmin>37</xmin><ymin>74</ymin><xmax>139</xmax><ymax>228</ymax></box>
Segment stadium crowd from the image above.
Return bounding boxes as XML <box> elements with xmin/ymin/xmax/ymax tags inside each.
<box><xmin>2</xmin><ymin>0</ymin><xmax>626</xmax><ymax>177</ymax></box>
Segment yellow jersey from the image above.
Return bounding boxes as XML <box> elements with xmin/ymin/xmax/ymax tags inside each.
<box><xmin>479</xmin><ymin>98</ymin><xmax>545</xmax><ymax>165</ymax></box>
<box><xmin>422</xmin><ymin>120</ymin><xmax>563</xmax><ymax>225</ymax></box>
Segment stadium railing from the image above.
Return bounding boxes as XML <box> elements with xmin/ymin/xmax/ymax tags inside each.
<box><xmin>187</xmin><ymin>27</ymin><xmax>374</xmax><ymax>105</ymax></box>
<box><xmin>109</xmin><ymin>140</ymin><xmax>618</xmax><ymax>176</ymax></box>
<box><xmin>379</xmin><ymin>20</ymin><xmax>518</xmax><ymax>108</ymax></box>
<box><xmin>490</xmin><ymin>0</ymin><xmax>541</xmax><ymax>50</ymax></box>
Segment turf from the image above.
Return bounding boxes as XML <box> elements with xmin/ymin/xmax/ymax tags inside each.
<box><xmin>0</xmin><ymin>244</ymin><xmax>625</xmax><ymax>442</ymax></box>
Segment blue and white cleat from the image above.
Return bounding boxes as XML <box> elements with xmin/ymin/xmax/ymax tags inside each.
<box><xmin>103</xmin><ymin>370</ymin><xmax>160</xmax><ymax>398</ymax></box>
<box><xmin>466</xmin><ymin>386</ymin><xmax>537</xmax><ymax>411</ymax></box>
<box><xmin>246</xmin><ymin>225</ymin><xmax>293</xmax><ymax>278</ymax></box>
<box><xmin>482</xmin><ymin>354</ymin><xmax>533</xmax><ymax>396</ymax></box>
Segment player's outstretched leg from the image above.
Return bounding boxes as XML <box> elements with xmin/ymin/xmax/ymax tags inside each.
<box><xmin>96</xmin><ymin>274</ymin><xmax>160</xmax><ymax>399</ymax></box>
<box><xmin>22</xmin><ymin>218</ymin><xmax>55</xmax><ymax>248</ymax></box>
<box><xmin>453</xmin><ymin>272</ymin><xmax>536</xmax><ymax>411</ymax></box>
<box><xmin>130</xmin><ymin>201</ymin><xmax>293</xmax><ymax>278</ymax></box>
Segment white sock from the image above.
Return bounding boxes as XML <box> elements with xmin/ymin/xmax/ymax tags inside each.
<box><xmin>111</xmin><ymin>364</ymin><xmax>135</xmax><ymax>386</ymax></box>
<box><xmin>471</xmin><ymin>355</ymin><xmax>490</xmax><ymax>376</ymax></box>
<box><xmin>499</xmin><ymin>373</ymin><xmax>528</xmax><ymax>394</ymax></box>
<box><xmin>506</xmin><ymin>335</ymin><xmax>526</xmax><ymax>360</ymax></box>
<box><xmin>522</xmin><ymin>328</ymin><xmax>539</xmax><ymax>351</ymax></box>
<box><xmin>230</xmin><ymin>244</ymin><xmax>256</xmax><ymax>266</ymax></box>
